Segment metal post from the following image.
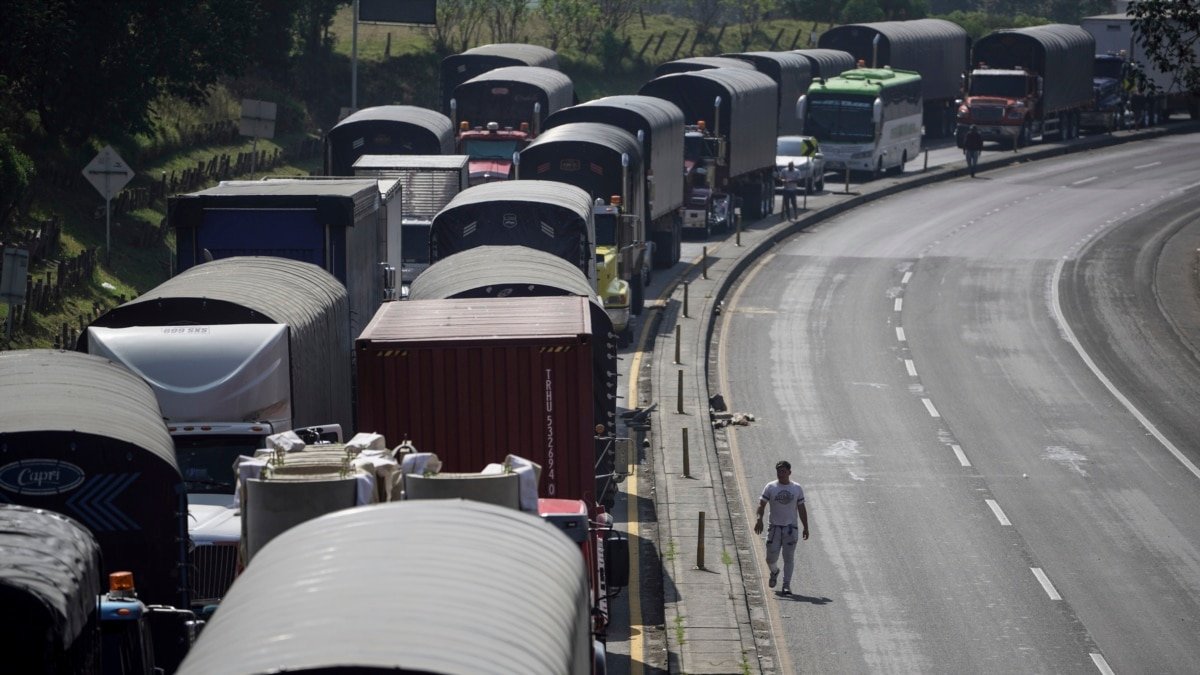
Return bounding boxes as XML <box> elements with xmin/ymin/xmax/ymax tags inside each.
<box><xmin>924</xmin><ymin>147</ymin><xmax>930</xmax><ymax>171</ymax></box>
<box><xmin>844</xmin><ymin>167</ymin><xmax>850</xmax><ymax>193</ymax></box>
<box><xmin>701</xmin><ymin>246</ymin><xmax>708</xmax><ymax>280</ymax></box>
<box><xmin>674</xmin><ymin>324</ymin><xmax>681</xmax><ymax>364</ymax></box>
<box><xmin>803</xmin><ymin>174</ymin><xmax>810</xmax><ymax>210</ymax></box>
<box><xmin>736</xmin><ymin>219</ymin><xmax>741</xmax><ymax>247</ymax></box>
<box><xmin>104</xmin><ymin>198</ymin><xmax>112</xmax><ymax>265</ymax></box>
<box><xmin>676</xmin><ymin>369</ymin><xmax>684</xmax><ymax>414</ymax></box>
<box><xmin>351</xmin><ymin>0</ymin><xmax>359</xmax><ymax>111</ymax></box>
<box><xmin>696</xmin><ymin>511</ymin><xmax>706</xmax><ymax>569</ymax></box>
<box><xmin>682</xmin><ymin>427</ymin><xmax>691</xmax><ymax>478</ymax></box>
<box><xmin>682</xmin><ymin>282</ymin><xmax>689</xmax><ymax>318</ymax></box>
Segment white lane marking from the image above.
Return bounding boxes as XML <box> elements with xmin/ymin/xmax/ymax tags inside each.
<box><xmin>896</xmin><ymin>326</ymin><xmax>906</xmax><ymax>342</ymax></box>
<box><xmin>1072</xmin><ymin>176</ymin><xmax>1097</xmax><ymax>186</ymax></box>
<box><xmin>951</xmin><ymin>444</ymin><xmax>971</xmax><ymax>467</ymax></box>
<box><xmin>921</xmin><ymin>398</ymin><xmax>940</xmax><ymax>418</ymax></box>
<box><xmin>985</xmin><ymin>499</ymin><xmax>1012</xmax><ymax>525</ymax></box>
<box><xmin>1031</xmin><ymin>567</ymin><xmax>1062</xmax><ymax>600</ymax></box>
<box><xmin>901</xmin><ymin>271</ymin><xmax>913</xmax><ymax>285</ymax></box>
<box><xmin>904</xmin><ymin>359</ymin><xmax>918</xmax><ymax>377</ymax></box>
<box><xmin>1134</xmin><ymin>161</ymin><xmax>1161</xmax><ymax>170</ymax></box>
<box><xmin>1090</xmin><ymin>653</ymin><xmax>1115</xmax><ymax>675</ymax></box>
<box><xmin>1052</xmin><ymin>260</ymin><xmax>1200</xmax><ymax>482</ymax></box>
<box><xmin>894</xmin><ymin>298</ymin><xmax>903</xmax><ymax>312</ymax></box>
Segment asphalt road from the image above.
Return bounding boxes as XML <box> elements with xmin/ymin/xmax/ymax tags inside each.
<box><xmin>714</xmin><ymin>136</ymin><xmax>1200</xmax><ymax>673</ymax></box>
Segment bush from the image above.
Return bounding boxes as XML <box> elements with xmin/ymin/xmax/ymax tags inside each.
<box><xmin>0</xmin><ymin>134</ymin><xmax>35</xmax><ymax>228</ymax></box>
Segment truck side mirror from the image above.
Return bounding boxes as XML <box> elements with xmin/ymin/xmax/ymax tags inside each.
<box><xmin>796</xmin><ymin>95</ymin><xmax>807</xmax><ymax>132</ymax></box>
<box><xmin>872</xmin><ymin>98</ymin><xmax>883</xmax><ymax>124</ymax></box>
<box><xmin>605</xmin><ymin>535</ymin><xmax>630</xmax><ymax>588</ymax></box>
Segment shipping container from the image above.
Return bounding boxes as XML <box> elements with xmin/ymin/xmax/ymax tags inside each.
<box><xmin>324</xmin><ymin>105</ymin><xmax>455</xmax><ymax>176</ymax></box>
<box><xmin>356</xmin><ymin>296</ymin><xmax>597</xmax><ymax>505</ymax></box>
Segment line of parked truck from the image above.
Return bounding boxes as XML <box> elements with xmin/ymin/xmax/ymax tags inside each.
<box><xmin>4</xmin><ymin>15</ymin><xmax>1198</xmax><ymax>673</ymax></box>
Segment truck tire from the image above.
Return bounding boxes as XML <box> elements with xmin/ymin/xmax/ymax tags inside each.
<box><xmin>651</xmin><ymin>231</ymin><xmax>673</xmax><ymax>269</ymax></box>
<box><xmin>872</xmin><ymin>157</ymin><xmax>883</xmax><ymax>180</ymax></box>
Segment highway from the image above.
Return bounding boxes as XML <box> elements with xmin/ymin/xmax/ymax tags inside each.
<box><xmin>709</xmin><ymin>135</ymin><xmax>1200</xmax><ymax>673</ymax></box>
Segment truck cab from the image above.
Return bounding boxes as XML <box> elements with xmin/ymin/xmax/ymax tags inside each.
<box><xmin>957</xmin><ymin>66</ymin><xmax>1041</xmax><ymax>147</ymax></box>
<box><xmin>456</xmin><ymin>120</ymin><xmax>532</xmax><ymax>185</ymax></box>
<box><xmin>682</xmin><ymin>121</ymin><xmax>732</xmax><ymax>237</ymax></box>
<box><xmin>594</xmin><ymin>201</ymin><xmax>633</xmax><ymax>345</ymax></box>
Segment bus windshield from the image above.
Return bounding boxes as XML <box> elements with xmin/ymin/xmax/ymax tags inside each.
<box><xmin>805</xmin><ymin>95</ymin><xmax>875</xmax><ymax>143</ymax></box>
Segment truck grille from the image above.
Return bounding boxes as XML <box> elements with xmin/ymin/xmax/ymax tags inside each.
<box><xmin>191</xmin><ymin>542</ymin><xmax>240</xmax><ymax>604</ymax></box>
<box><xmin>970</xmin><ymin>106</ymin><xmax>1005</xmax><ymax>123</ymax></box>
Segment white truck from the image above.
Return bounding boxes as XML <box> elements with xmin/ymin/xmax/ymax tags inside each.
<box><xmin>351</xmin><ymin>154</ymin><xmax>469</xmax><ymax>291</ymax></box>
<box><xmin>1082</xmin><ymin>14</ymin><xmax>1200</xmax><ymax>122</ymax></box>
<box><xmin>79</xmin><ymin>256</ymin><xmax>353</xmax><ymax>604</ymax></box>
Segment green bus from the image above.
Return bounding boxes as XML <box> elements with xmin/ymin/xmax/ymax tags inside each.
<box><xmin>799</xmin><ymin>67</ymin><xmax>923</xmax><ymax>179</ymax></box>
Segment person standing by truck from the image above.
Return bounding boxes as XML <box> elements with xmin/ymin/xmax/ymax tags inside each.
<box><xmin>963</xmin><ymin>125</ymin><xmax>983</xmax><ymax>177</ymax></box>
<box><xmin>779</xmin><ymin>161</ymin><xmax>803</xmax><ymax>221</ymax></box>
<box><xmin>753</xmin><ymin>460</ymin><xmax>810</xmax><ymax>595</ymax></box>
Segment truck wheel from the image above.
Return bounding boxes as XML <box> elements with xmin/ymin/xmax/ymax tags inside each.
<box><xmin>872</xmin><ymin>157</ymin><xmax>883</xmax><ymax>180</ymax></box>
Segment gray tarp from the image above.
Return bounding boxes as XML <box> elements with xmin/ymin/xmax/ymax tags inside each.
<box><xmin>325</xmin><ymin>105</ymin><xmax>455</xmax><ymax>175</ymax></box>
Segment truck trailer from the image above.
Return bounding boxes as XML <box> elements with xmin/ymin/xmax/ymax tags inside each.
<box><xmin>324</xmin><ymin>105</ymin><xmax>455</xmax><ymax>177</ymax></box>
<box><xmin>723</xmin><ymin>51</ymin><xmax>813</xmax><ymax>135</ymax></box>
<box><xmin>170</xmin><ymin>178</ymin><xmax>398</xmax><ymax>340</ymax></box>
<box><xmin>957</xmin><ymin>24</ymin><xmax>1095</xmax><ymax>148</ymax></box>
<box><xmin>792</xmin><ymin>48</ymin><xmax>857</xmax><ymax>80</ymax></box>
<box><xmin>639</xmin><ymin>68</ymin><xmax>779</xmax><ymax>232</ymax></box>
<box><xmin>652</xmin><ymin>55</ymin><xmax>757</xmax><ymax>78</ymax></box>
<box><xmin>544</xmin><ymin>95</ymin><xmax>686</xmax><ymax>269</ymax></box>
<box><xmin>440</xmin><ymin>42</ymin><xmax>560</xmax><ymax>114</ymax></box>
<box><xmin>352</xmin><ymin>154</ymin><xmax>470</xmax><ymax>289</ymax></box>
<box><xmin>518</xmin><ymin>122</ymin><xmax>652</xmax><ymax>319</ymax></box>
<box><xmin>1082</xmin><ymin>14</ymin><xmax>1200</xmax><ymax>122</ymax></box>
<box><xmin>819</xmin><ymin>19</ymin><xmax>969</xmax><ymax>137</ymax></box>
<box><xmin>450</xmin><ymin>66</ymin><xmax>575</xmax><ymax>185</ymax></box>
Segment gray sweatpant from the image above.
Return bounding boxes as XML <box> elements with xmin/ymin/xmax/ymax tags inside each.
<box><xmin>765</xmin><ymin>523</ymin><xmax>800</xmax><ymax>586</ymax></box>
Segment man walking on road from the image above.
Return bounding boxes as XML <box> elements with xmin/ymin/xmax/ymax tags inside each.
<box><xmin>754</xmin><ymin>460</ymin><xmax>809</xmax><ymax>595</ymax></box>
<box><xmin>963</xmin><ymin>125</ymin><xmax>983</xmax><ymax>177</ymax></box>
<box><xmin>779</xmin><ymin>161</ymin><xmax>803</xmax><ymax>221</ymax></box>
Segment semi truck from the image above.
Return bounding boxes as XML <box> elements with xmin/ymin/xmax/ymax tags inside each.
<box><xmin>518</xmin><ymin>122</ymin><xmax>652</xmax><ymax>318</ymax></box>
<box><xmin>1081</xmin><ymin>14</ymin><xmax>1200</xmax><ymax>122</ymax></box>
<box><xmin>0</xmin><ymin>350</ymin><xmax>200</xmax><ymax>672</ymax></box>
<box><xmin>408</xmin><ymin>245</ymin><xmax>622</xmax><ymax>506</ymax></box>
<box><xmin>449</xmin><ymin>65</ymin><xmax>575</xmax><ymax>185</ymax></box>
<box><xmin>1081</xmin><ymin>52</ymin><xmax>1132</xmax><ymax>132</ymax></box>
<box><xmin>639</xmin><ymin>67</ymin><xmax>779</xmax><ymax>233</ymax></box>
<box><xmin>177</xmin><ymin>499</ymin><xmax>615</xmax><ymax>674</ymax></box>
<box><xmin>819</xmin><ymin>19</ymin><xmax>969</xmax><ymax>137</ymax></box>
<box><xmin>169</xmin><ymin>178</ymin><xmax>398</xmax><ymax>340</ymax></box>
<box><xmin>956</xmin><ymin>24</ymin><xmax>1095</xmax><ymax>148</ymax></box>
<box><xmin>792</xmin><ymin>48</ymin><xmax>857</xmax><ymax>81</ymax></box>
<box><xmin>440</xmin><ymin>42</ymin><xmax>559</xmax><ymax>114</ymax></box>
<box><xmin>723</xmin><ymin>51</ymin><xmax>813</xmax><ymax>135</ymax></box>
<box><xmin>323</xmin><ymin>105</ymin><xmax>455</xmax><ymax>177</ymax></box>
<box><xmin>544</xmin><ymin>95</ymin><xmax>686</xmax><ymax>269</ymax></box>
<box><xmin>351</xmin><ymin>154</ymin><xmax>469</xmax><ymax>289</ymax></box>
<box><xmin>78</xmin><ymin>256</ymin><xmax>353</xmax><ymax>604</ymax></box>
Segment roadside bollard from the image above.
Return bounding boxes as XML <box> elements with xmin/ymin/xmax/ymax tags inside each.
<box><xmin>682</xmin><ymin>427</ymin><xmax>691</xmax><ymax>478</ymax></box>
<box><xmin>674</xmin><ymin>324</ymin><xmax>681</xmax><ymax>364</ymax></box>
<box><xmin>702</xmin><ymin>246</ymin><xmax>708</xmax><ymax>280</ymax></box>
<box><xmin>682</xmin><ymin>282</ymin><xmax>690</xmax><ymax>318</ymax></box>
<box><xmin>696</xmin><ymin>511</ymin><xmax>706</xmax><ymax>570</ymax></box>
<box><xmin>676</xmin><ymin>369</ymin><xmax>684</xmax><ymax>414</ymax></box>
<box><xmin>924</xmin><ymin>148</ymin><xmax>930</xmax><ymax>171</ymax></box>
<box><xmin>844</xmin><ymin>167</ymin><xmax>851</xmax><ymax>193</ymax></box>
<box><xmin>736</xmin><ymin>218</ymin><xmax>742</xmax><ymax>247</ymax></box>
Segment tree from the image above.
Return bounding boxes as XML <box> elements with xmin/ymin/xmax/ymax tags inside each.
<box><xmin>539</xmin><ymin>0</ymin><xmax>601</xmax><ymax>51</ymax></box>
<box><xmin>489</xmin><ymin>0</ymin><xmax>531</xmax><ymax>42</ymax></box>
<box><xmin>1130</xmin><ymin>0</ymin><xmax>1200</xmax><ymax>95</ymax></box>
<box><xmin>426</xmin><ymin>0</ymin><xmax>488</xmax><ymax>55</ymax></box>
<box><xmin>294</xmin><ymin>0</ymin><xmax>348</xmax><ymax>56</ymax></box>
<box><xmin>733</xmin><ymin>0</ymin><xmax>777</xmax><ymax>50</ymax></box>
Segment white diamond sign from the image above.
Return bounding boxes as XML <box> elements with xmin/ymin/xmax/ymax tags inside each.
<box><xmin>83</xmin><ymin>146</ymin><xmax>134</xmax><ymax>201</ymax></box>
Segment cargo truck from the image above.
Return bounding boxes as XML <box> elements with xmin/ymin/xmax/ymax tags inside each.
<box><xmin>0</xmin><ymin>350</ymin><xmax>200</xmax><ymax>673</ymax></box>
<box><xmin>408</xmin><ymin>246</ymin><xmax>622</xmax><ymax>506</ymax></box>
<box><xmin>639</xmin><ymin>68</ymin><xmax>779</xmax><ymax>232</ymax></box>
<box><xmin>170</xmin><ymin>178</ymin><xmax>398</xmax><ymax>340</ymax></box>
<box><xmin>177</xmin><ymin>500</ymin><xmax>615</xmax><ymax>675</ymax></box>
<box><xmin>450</xmin><ymin>65</ymin><xmax>574</xmax><ymax>185</ymax></box>
<box><xmin>351</xmin><ymin>154</ymin><xmax>469</xmax><ymax>289</ymax></box>
<box><xmin>792</xmin><ymin>48</ymin><xmax>857</xmax><ymax>80</ymax></box>
<box><xmin>723</xmin><ymin>51</ymin><xmax>813</xmax><ymax>135</ymax></box>
<box><xmin>78</xmin><ymin>257</ymin><xmax>353</xmax><ymax>604</ymax></box>
<box><xmin>1082</xmin><ymin>14</ymin><xmax>1200</xmax><ymax>122</ymax></box>
<box><xmin>652</xmin><ymin>55</ymin><xmax>757</xmax><ymax>78</ymax></box>
<box><xmin>544</xmin><ymin>95</ymin><xmax>686</xmax><ymax>269</ymax></box>
<box><xmin>819</xmin><ymin>19</ymin><xmax>969</xmax><ymax>137</ymax></box>
<box><xmin>324</xmin><ymin>105</ymin><xmax>455</xmax><ymax>177</ymax></box>
<box><xmin>1081</xmin><ymin>52</ymin><xmax>1132</xmax><ymax>132</ymax></box>
<box><xmin>440</xmin><ymin>42</ymin><xmax>559</xmax><ymax>114</ymax></box>
<box><xmin>956</xmin><ymin>24</ymin><xmax>1095</xmax><ymax>148</ymax></box>
<box><xmin>518</xmin><ymin>122</ymin><xmax>652</xmax><ymax>318</ymax></box>
<box><xmin>356</xmin><ymin>296</ymin><xmax>600</xmax><ymax>506</ymax></box>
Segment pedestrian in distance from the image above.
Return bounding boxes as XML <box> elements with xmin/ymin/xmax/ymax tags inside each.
<box><xmin>963</xmin><ymin>125</ymin><xmax>983</xmax><ymax>178</ymax></box>
<box><xmin>754</xmin><ymin>460</ymin><xmax>809</xmax><ymax>596</ymax></box>
<box><xmin>779</xmin><ymin>161</ymin><xmax>803</xmax><ymax>221</ymax></box>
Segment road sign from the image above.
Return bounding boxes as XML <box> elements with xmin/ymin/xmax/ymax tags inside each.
<box><xmin>239</xmin><ymin>99</ymin><xmax>278</xmax><ymax>140</ymax></box>
<box><xmin>82</xmin><ymin>146</ymin><xmax>134</xmax><ymax>201</ymax></box>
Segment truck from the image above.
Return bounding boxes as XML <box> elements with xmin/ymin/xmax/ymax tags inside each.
<box><xmin>177</xmin><ymin>499</ymin><xmax>619</xmax><ymax>674</ymax></box>
<box><xmin>1082</xmin><ymin>14</ymin><xmax>1200</xmax><ymax>122</ymax></box>
<box><xmin>323</xmin><ymin>105</ymin><xmax>455</xmax><ymax>177</ymax></box>
<box><xmin>450</xmin><ymin>65</ymin><xmax>575</xmax><ymax>185</ymax></box>
<box><xmin>723</xmin><ymin>51</ymin><xmax>813</xmax><ymax>135</ymax></box>
<box><xmin>956</xmin><ymin>24</ymin><xmax>1095</xmax><ymax>149</ymax></box>
<box><xmin>544</xmin><ymin>95</ymin><xmax>686</xmax><ymax>269</ymax></box>
<box><xmin>639</xmin><ymin>67</ymin><xmax>779</xmax><ymax>233</ymax></box>
<box><xmin>351</xmin><ymin>154</ymin><xmax>470</xmax><ymax>289</ymax></box>
<box><xmin>0</xmin><ymin>350</ymin><xmax>200</xmax><ymax>672</ymax></box>
<box><xmin>652</xmin><ymin>55</ymin><xmax>757</xmax><ymax>78</ymax></box>
<box><xmin>356</xmin><ymin>296</ymin><xmax>601</xmax><ymax>506</ymax></box>
<box><xmin>518</xmin><ymin>122</ymin><xmax>652</xmax><ymax>320</ymax></box>
<box><xmin>77</xmin><ymin>256</ymin><xmax>354</xmax><ymax>604</ymax></box>
<box><xmin>819</xmin><ymin>19</ymin><xmax>969</xmax><ymax>137</ymax></box>
<box><xmin>791</xmin><ymin>48</ymin><xmax>858</xmax><ymax>81</ymax></box>
<box><xmin>169</xmin><ymin>177</ymin><xmax>399</xmax><ymax>340</ymax></box>
<box><xmin>1081</xmin><ymin>52</ymin><xmax>1132</xmax><ymax>132</ymax></box>
<box><xmin>408</xmin><ymin>245</ymin><xmax>622</xmax><ymax>505</ymax></box>
<box><xmin>440</xmin><ymin>42</ymin><xmax>559</xmax><ymax>114</ymax></box>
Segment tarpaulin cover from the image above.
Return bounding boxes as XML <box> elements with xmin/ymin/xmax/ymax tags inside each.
<box><xmin>325</xmin><ymin>105</ymin><xmax>455</xmax><ymax>176</ymax></box>
<box><xmin>441</xmin><ymin>43</ymin><xmax>560</xmax><ymax>112</ymax></box>
<box><xmin>818</xmin><ymin>19</ymin><xmax>970</xmax><ymax>102</ymax></box>
<box><xmin>452</xmin><ymin>66</ymin><xmax>575</xmax><ymax>130</ymax></box>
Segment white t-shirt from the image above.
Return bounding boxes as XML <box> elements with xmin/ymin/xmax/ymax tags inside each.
<box><xmin>761</xmin><ymin>480</ymin><xmax>805</xmax><ymax>527</ymax></box>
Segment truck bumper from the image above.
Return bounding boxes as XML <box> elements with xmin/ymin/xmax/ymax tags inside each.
<box><xmin>971</xmin><ymin>125</ymin><xmax>1018</xmax><ymax>142</ymax></box>
<box><xmin>605</xmin><ymin>306</ymin><xmax>630</xmax><ymax>333</ymax></box>
<box><xmin>682</xmin><ymin>208</ymin><xmax>707</xmax><ymax>230</ymax></box>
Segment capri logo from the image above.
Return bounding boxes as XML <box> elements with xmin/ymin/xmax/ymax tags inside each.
<box><xmin>0</xmin><ymin>460</ymin><xmax>85</xmax><ymax>496</ymax></box>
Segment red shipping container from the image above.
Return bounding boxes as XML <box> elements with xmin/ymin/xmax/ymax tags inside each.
<box><xmin>356</xmin><ymin>296</ymin><xmax>596</xmax><ymax>505</ymax></box>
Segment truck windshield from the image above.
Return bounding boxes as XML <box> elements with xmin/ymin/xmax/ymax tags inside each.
<box><xmin>402</xmin><ymin>224</ymin><xmax>431</xmax><ymax>263</ymax></box>
<box><xmin>462</xmin><ymin>139</ymin><xmax>520</xmax><ymax>160</ymax></box>
<box><xmin>683</xmin><ymin>134</ymin><xmax>719</xmax><ymax>162</ymax></box>
<box><xmin>1093</xmin><ymin>58</ymin><xmax>1125</xmax><ymax>80</ymax></box>
<box><xmin>805</xmin><ymin>96</ymin><xmax>875</xmax><ymax>143</ymax></box>
<box><xmin>594</xmin><ymin>212</ymin><xmax>618</xmax><ymax>247</ymax></box>
<box><xmin>969</xmin><ymin>74</ymin><xmax>1028</xmax><ymax>98</ymax></box>
<box><xmin>175</xmin><ymin>436</ymin><xmax>263</xmax><ymax>494</ymax></box>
